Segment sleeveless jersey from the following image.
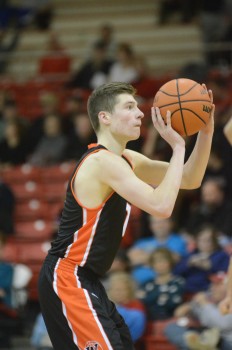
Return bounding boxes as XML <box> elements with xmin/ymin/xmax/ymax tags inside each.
<box><xmin>49</xmin><ymin>144</ymin><xmax>132</xmax><ymax>276</ymax></box>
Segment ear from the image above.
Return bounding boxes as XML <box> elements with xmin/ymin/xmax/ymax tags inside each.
<box><xmin>98</xmin><ymin>111</ymin><xmax>111</xmax><ymax>126</ymax></box>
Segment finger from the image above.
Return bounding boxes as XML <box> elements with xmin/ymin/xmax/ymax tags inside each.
<box><xmin>166</xmin><ymin>110</ymin><xmax>171</xmax><ymax>127</ymax></box>
<box><xmin>210</xmin><ymin>104</ymin><xmax>215</xmax><ymax>117</ymax></box>
<box><xmin>202</xmin><ymin>83</ymin><xmax>207</xmax><ymax>90</ymax></box>
<box><xmin>155</xmin><ymin>107</ymin><xmax>165</xmax><ymax>126</ymax></box>
<box><xmin>208</xmin><ymin>89</ymin><xmax>213</xmax><ymax>103</ymax></box>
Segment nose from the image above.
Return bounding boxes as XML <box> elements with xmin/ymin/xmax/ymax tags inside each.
<box><xmin>137</xmin><ymin>107</ymin><xmax>144</xmax><ymax>119</ymax></box>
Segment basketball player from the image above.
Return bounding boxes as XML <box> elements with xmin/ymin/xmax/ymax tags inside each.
<box><xmin>39</xmin><ymin>82</ymin><xmax>214</xmax><ymax>350</ymax></box>
<box><xmin>219</xmin><ymin>116</ymin><xmax>232</xmax><ymax>315</ymax></box>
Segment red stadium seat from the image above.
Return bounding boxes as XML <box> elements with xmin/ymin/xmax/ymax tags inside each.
<box><xmin>15</xmin><ymin>220</ymin><xmax>54</xmax><ymax>241</ymax></box>
<box><xmin>1</xmin><ymin>164</ymin><xmax>41</xmax><ymax>184</ymax></box>
<box><xmin>9</xmin><ymin>181</ymin><xmax>44</xmax><ymax>201</ymax></box>
<box><xmin>39</xmin><ymin>56</ymin><xmax>71</xmax><ymax>75</ymax></box>
<box><xmin>40</xmin><ymin>163</ymin><xmax>75</xmax><ymax>183</ymax></box>
<box><xmin>17</xmin><ymin>241</ymin><xmax>50</xmax><ymax>264</ymax></box>
<box><xmin>14</xmin><ymin>199</ymin><xmax>51</xmax><ymax>222</ymax></box>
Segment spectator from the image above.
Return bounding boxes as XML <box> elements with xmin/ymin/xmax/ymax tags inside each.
<box><xmin>108</xmin><ymin>43</ymin><xmax>143</xmax><ymax>84</ymax></box>
<box><xmin>182</xmin><ymin>177</ymin><xmax>232</xmax><ymax>239</ymax></box>
<box><xmin>67</xmin><ymin>41</ymin><xmax>113</xmax><ymax>90</ymax></box>
<box><xmin>33</xmin><ymin>0</ymin><xmax>53</xmax><ymax>31</ymax></box>
<box><xmin>107</xmin><ymin>271</ymin><xmax>146</xmax><ymax>343</ymax></box>
<box><xmin>0</xmin><ymin>99</ymin><xmax>28</xmax><ymax>143</ymax></box>
<box><xmin>174</xmin><ymin>225</ymin><xmax>230</xmax><ymax>295</ymax></box>
<box><xmin>0</xmin><ymin>179</ymin><xmax>14</xmax><ymax>236</ymax></box>
<box><xmin>87</xmin><ymin>23</ymin><xmax>118</xmax><ymax>60</ymax></box>
<box><xmin>0</xmin><ymin>27</ymin><xmax>20</xmax><ymax>74</ymax></box>
<box><xmin>28</xmin><ymin>114</ymin><xmax>67</xmax><ymax>166</ymax></box>
<box><xmin>128</xmin><ymin>216</ymin><xmax>187</xmax><ymax>285</ymax></box>
<box><xmin>62</xmin><ymin>93</ymin><xmax>84</xmax><ymax>135</ymax></box>
<box><xmin>62</xmin><ymin>112</ymin><xmax>96</xmax><ymax>161</ymax></box>
<box><xmin>27</xmin><ymin>91</ymin><xmax>59</xmax><ymax>152</ymax></box>
<box><xmin>0</xmin><ymin>118</ymin><xmax>28</xmax><ymax>166</ymax></box>
<box><xmin>165</xmin><ymin>272</ymin><xmax>232</xmax><ymax>350</ymax></box>
<box><xmin>138</xmin><ymin>247</ymin><xmax>185</xmax><ymax>320</ymax></box>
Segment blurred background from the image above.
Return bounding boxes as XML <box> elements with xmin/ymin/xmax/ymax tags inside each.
<box><xmin>0</xmin><ymin>1</ymin><xmax>232</xmax><ymax>349</ymax></box>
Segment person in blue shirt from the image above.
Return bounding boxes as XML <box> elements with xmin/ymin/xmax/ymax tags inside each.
<box><xmin>174</xmin><ymin>225</ymin><xmax>230</xmax><ymax>295</ymax></box>
<box><xmin>128</xmin><ymin>216</ymin><xmax>187</xmax><ymax>285</ymax></box>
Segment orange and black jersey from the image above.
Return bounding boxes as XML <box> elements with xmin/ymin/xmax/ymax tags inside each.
<box><xmin>49</xmin><ymin>144</ymin><xmax>132</xmax><ymax>277</ymax></box>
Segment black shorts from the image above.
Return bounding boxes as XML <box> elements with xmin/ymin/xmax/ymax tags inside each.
<box><xmin>38</xmin><ymin>254</ymin><xmax>134</xmax><ymax>350</ymax></box>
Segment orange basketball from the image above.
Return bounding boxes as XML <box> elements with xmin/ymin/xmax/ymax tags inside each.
<box><xmin>153</xmin><ymin>78</ymin><xmax>212</xmax><ymax>136</ymax></box>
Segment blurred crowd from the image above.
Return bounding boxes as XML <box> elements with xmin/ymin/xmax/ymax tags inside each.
<box><xmin>0</xmin><ymin>1</ymin><xmax>232</xmax><ymax>349</ymax></box>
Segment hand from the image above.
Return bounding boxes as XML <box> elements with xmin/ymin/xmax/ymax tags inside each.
<box><xmin>193</xmin><ymin>292</ymin><xmax>208</xmax><ymax>305</ymax></box>
<box><xmin>151</xmin><ymin>107</ymin><xmax>185</xmax><ymax>150</ymax></box>
<box><xmin>219</xmin><ymin>296</ymin><xmax>232</xmax><ymax>315</ymax></box>
<box><xmin>200</xmin><ymin>84</ymin><xmax>215</xmax><ymax>135</ymax></box>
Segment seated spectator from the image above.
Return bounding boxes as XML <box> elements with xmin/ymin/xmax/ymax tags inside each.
<box><xmin>62</xmin><ymin>112</ymin><xmax>96</xmax><ymax>161</ymax></box>
<box><xmin>0</xmin><ymin>99</ymin><xmax>28</xmax><ymax>143</ymax></box>
<box><xmin>107</xmin><ymin>271</ymin><xmax>146</xmax><ymax>343</ymax></box>
<box><xmin>63</xmin><ymin>91</ymin><xmax>84</xmax><ymax>134</ymax></box>
<box><xmin>138</xmin><ymin>247</ymin><xmax>185</xmax><ymax>321</ymax></box>
<box><xmin>165</xmin><ymin>272</ymin><xmax>232</xmax><ymax>350</ymax></box>
<box><xmin>173</xmin><ymin>225</ymin><xmax>230</xmax><ymax>295</ymax></box>
<box><xmin>0</xmin><ymin>118</ymin><xmax>29</xmax><ymax>166</ymax></box>
<box><xmin>67</xmin><ymin>41</ymin><xmax>113</xmax><ymax>90</ymax></box>
<box><xmin>27</xmin><ymin>91</ymin><xmax>59</xmax><ymax>152</ymax></box>
<box><xmin>108</xmin><ymin>43</ymin><xmax>144</xmax><ymax>84</ymax></box>
<box><xmin>28</xmin><ymin>114</ymin><xmax>67</xmax><ymax>166</ymax></box>
<box><xmin>33</xmin><ymin>0</ymin><xmax>53</xmax><ymax>31</ymax></box>
<box><xmin>87</xmin><ymin>23</ymin><xmax>118</xmax><ymax>60</ymax></box>
<box><xmin>0</xmin><ymin>179</ymin><xmax>15</xmax><ymax>235</ymax></box>
<box><xmin>128</xmin><ymin>216</ymin><xmax>187</xmax><ymax>285</ymax></box>
<box><xmin>0</xmin><ymin>27</ymin><xmax>20</xmax><ymax>74</ymax></box>
<box><xmin>182</xmin><ymin>177</ymin><xmax>232</xmax><ymax>241</ymax></box>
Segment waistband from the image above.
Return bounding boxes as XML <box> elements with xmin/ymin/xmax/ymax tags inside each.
<box><xmin>44</xmin><ymin>254</ymin><xmax>100</xmax><ymax>281</ymax></box>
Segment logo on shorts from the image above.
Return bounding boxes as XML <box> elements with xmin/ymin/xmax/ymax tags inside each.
<box><xmin>85</xmin><ymin>341</ymin><xmax>103</xmax><ymax>350</ymax></box>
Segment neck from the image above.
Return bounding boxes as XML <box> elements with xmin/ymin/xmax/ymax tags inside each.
<box><xmin>97</xmin><ymin>133</ymin><xmax>127</xmax><ymax>155</ymax></box>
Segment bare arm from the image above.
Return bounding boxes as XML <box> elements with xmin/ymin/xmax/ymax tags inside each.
<box><xmin>124</xmin><ymin>89</ymin><xmax>214</xmax><ymax>189</ymax></box>
<box><xmin>182</xmin><ymin>89</ymin><xmax>214</xmax><ymax>188</ymax></box>
<box><xmin>99</xmin><ymin>109</ymin><xmax>185</xmax><ymax>218</ymax></box>
<box><xmin>224</xmin><ymin>116</ymin><xmax>232</xmax><ymax>145</ymax></box>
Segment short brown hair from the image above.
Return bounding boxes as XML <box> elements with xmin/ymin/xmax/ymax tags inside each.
<box><xmin>150</xmin><ymin>247</ymin><xmax>176</xmax><ymax>269</ymax></box>
<box><xmin>87</xmin><ymin>82</ymin><xmax>136</xmax><ymax>133</ymax></box>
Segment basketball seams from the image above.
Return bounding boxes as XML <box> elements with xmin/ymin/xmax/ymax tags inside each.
<box><xmin>158</xmin><ymin>99</ymin><xmax>211</xmax><ymax>109</ymax></box>
<box><xmin>181</xmin><ymin>109</ymin><xmax>207</xmax><ymax>124</ymax></box>
<box><xmin>159</xmin><ymin>82</ymin><xmax>199</xmax><ymax>97</ymax></box>
<box><xmin>176</xmin><ymin>79</ymin><xmax>187</xmax><ymax>136</ymax></box>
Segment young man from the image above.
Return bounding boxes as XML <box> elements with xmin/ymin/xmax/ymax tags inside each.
<box><xmin>38</xmin><ymin>82</ymin><xmax>214</xmax><ymax>350</ymax></box>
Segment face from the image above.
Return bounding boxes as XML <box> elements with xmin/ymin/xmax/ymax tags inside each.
<box><xmin>197</xmin><ymin>229</ymin><xmax>215</xmax><ymax>254</ymax></box>
<box><xmin>201</xmin><ymin>181</ymin><xmax>223</xmax><ymax>206</ymax></box>
<box><xmin>44</xmin><ymin>115</ymin><xmax>61</xmax><ymax>137</ymax></box>
<box><xmin>152</xmin><ymin>254</ymin><xmax>171</xmax><ymax>275</ymax></box>
<box><xmin>149</xmin><ymin>216</ymin><xmax>172</xmax><ymax>239</ymax></box>
<box><xmin>108</xmin><ymin>279</ymin><xmax>132</xmax><ymax>304</ymax></box>
<box><xmin>107</xmin><ymin>93</ymin><xmax>144</xmax><ymax>142</ymax></box>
